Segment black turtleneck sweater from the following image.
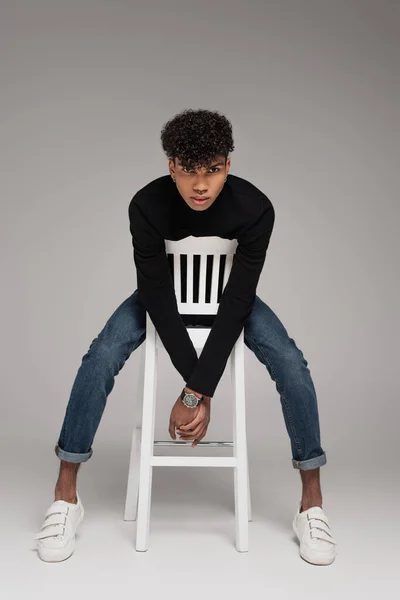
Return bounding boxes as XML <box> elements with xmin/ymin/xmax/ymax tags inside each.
<box><xmin>128</xmin><ymin>173</ymin><xmax>275</xmax><ymax>398</ymax></box>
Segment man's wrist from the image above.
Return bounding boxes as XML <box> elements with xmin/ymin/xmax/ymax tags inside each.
<box><xmin>184</xmin><ymin>386</ymin><xmax>203</xmax><ymax>399</ymax></box>
<box><xmin>183</xmin><ymin>386</ymin><xmax>210</xmax><ymax>401</ymax></box>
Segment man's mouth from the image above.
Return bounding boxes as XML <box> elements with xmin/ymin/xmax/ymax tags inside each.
<box><xmin>191</xmin><ymin>197</ymin><xmax>209</xmax><ymax>204</ymax></box>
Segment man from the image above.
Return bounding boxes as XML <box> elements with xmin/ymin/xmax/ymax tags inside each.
<box><xmin>34</xmin><ymin>108</ymin><xmax>337</xmax><ymax>564</ymax></box>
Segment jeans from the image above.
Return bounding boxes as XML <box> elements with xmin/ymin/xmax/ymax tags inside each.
<box><xmin>55</xmin><ymin>290</ymin><xmax>327</xmax><ymax>471</ymax></box>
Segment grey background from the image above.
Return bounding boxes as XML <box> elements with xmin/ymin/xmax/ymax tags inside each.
<box><xmin>1</xmin><ymin>0</ymin><xmax>398</xmax><ymax>595</ymax></box>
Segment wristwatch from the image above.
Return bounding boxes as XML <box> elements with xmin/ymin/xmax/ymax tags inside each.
<box><xmin>181</xmin><ymin>387</ymin><xmax>204</xmax><ymax>408</ymax></box>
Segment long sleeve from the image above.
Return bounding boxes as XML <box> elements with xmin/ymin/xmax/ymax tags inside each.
<box><xmin>185</xmin><ymin>198</ymin><xmax>275</xmax><ymax>398</ymax></box>
<box><xmin>129</xmin><ymin>199</ymin><xmax>199</xmax><ymax>382</ymax></box>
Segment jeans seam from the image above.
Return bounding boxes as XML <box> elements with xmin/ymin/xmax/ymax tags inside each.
<box><xmin>244</xmin><ymin>332</ymin><xmax>303</xmax><ymax>460</ymax></box>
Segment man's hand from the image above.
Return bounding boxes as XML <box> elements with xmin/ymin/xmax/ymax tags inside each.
<box><xmin>169</xmin><ymin>391</ymin><xmax>211</xmax><ymax>448</ymax></box>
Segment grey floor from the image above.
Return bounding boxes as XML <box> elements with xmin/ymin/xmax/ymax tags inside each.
<box><xmin>2</xmin><ymin>439</ymin><xmax>397</xmax><ymax>599</ymax></box>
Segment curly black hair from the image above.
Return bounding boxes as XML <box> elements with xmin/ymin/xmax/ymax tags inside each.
<box><xmin>160</xmin><ymin>108</ymin><xmax>235</xmax><ymax>170</ymax></box>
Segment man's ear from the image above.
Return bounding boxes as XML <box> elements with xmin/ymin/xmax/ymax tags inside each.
<box><xmin>168</xmin><ymin>158</ymin><xmax>175</xmax><ymax>178</ymax></box>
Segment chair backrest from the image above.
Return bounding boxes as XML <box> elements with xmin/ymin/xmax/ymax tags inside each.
<box><xmin>165</xmin><ymin>236</ymin><xmax>238</xmax><ymax>315</ymax></box>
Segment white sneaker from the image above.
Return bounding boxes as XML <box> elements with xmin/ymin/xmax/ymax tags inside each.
<box><xmin>34</xmin><ymin>492</ymin><xmax>84</xmax><ymax>562</ymax></box>
<box><xmin>292</xmin><ymin>502</ymin><xmax>337</xmax><ymax>565</ymax></box>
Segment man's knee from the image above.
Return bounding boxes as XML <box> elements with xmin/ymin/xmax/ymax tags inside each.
<box><xmin>82</xmin><ymin>337</ymin><xmax>123</xmax><ymax>369</ymax></box>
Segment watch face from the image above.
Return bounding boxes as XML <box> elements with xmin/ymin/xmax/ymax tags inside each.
<box><xmin>184</xmin><ymin>393</ymin><xmax>198</xmax><ymax>408</ymax></box>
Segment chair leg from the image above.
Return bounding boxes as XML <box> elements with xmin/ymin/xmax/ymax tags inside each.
<box><xmin>247</xmin><ymin>449</ymin><xmax>252</xmax><ymax>522</ymax></box>
<box><xmin>124</xmin><ymin>346</ymin><xmax>146</xmax><ymax>521</ymax></box>
<box><xmin>124</xmin><ymin>427</ymin><xmax>141</xmax><ymax>521</ymax></box>
<box><xmin>231</xmin><ymin>332</ymin><xmax>249</xmax><ymax>552</ymax></box>
<box><xmin>136</xmin><ymin>317</ymin><xmax>158</xmax><ymax>551</ymax></box>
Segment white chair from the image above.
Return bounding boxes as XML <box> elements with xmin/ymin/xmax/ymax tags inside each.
<box><xmin>124</xmin><ymin>236</ymin><xmax>252</xmax><ymax>552</ymax></box>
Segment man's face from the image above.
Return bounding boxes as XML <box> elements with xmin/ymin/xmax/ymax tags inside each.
<box><xmin>169</xmin><ymin>155</ymin><xmax>230</xmax><ymax>211</ymax></box>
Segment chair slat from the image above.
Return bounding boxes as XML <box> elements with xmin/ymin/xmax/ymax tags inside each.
<box><xmin>198</xmin><ymin>254</ymin><xmax>207</xmax><ymax>304</ymax></box>
<box><xmin>174</xmin><ymin>254</ymin><xmax>181</xmax><ymax>303</ymax></box>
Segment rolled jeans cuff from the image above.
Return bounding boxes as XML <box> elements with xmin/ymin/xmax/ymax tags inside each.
<box><xmin>292</xmin><ymin>452</ymin><xmax>327</xmax><ymax>470</ymax></box>
<box><xmin>54</xmin><ymin>443</ymin><xmax>93</xmax><ymax>463</ymax></box>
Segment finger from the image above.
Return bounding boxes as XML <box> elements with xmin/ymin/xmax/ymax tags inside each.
<box><xmin>192</xmin><ymin>432</ymin><xmax>205</xmax><ymax>447</ymax></box>
<box><xmin>178</xmin><ymin>416</ymin><xmax>203</xmax><ymax>433</ymax></box>
<box><xmin>178</xmin><ymin>427</ymin><xmax>204</xmax><ymax>440</ymax></box>
<box><xmin>179</xmin><ymin>420</ymin><xmax>198</xmax><ymax>432</ymax></box>
<box><xmin>178</xmin><ymin>432</ymin><xmax>195</xmax><ymax>440</ymax></box>
<box><xmin>197</xmin><ymin>426</ymin><xmax>207</xmax><ymax>442</ymax></box>
<box><xmin>169</xmin><ymin>420</ymin><xmax>176</xmax><ymax>440</ymax></box>
<box><xmin>194</xmin><ymin>426</ymin><xmax>207</xmax><ymax>444</ymax></box>
<box><xmin>180</xmin><ymin>423</ymin><xmax>207</xmax><ymax>441</ymax></box>
<box><xmin>179</xmin><ymin>414</ymin><xmax>202</xmax><ymax>431</ymax></box>
<box><xmin>190</xmin><ymin>423</ymin><xmax>205</xmax><ymax>438</ymax></box>
<box><xmin>179</xmin><ymin>422</ymin><xmax>204</xmax><ymax>439</ymax></box>
<box><xmin>192</xmin><ymin>426</ymin><xmax>208</xmax><ymax>447</ymax></box>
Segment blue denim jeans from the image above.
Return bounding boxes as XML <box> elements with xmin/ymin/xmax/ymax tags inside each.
<box><xmin>55</xmin><ymin>290</ymin><xmax>327</xmax><ymax>471</ymax></box>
